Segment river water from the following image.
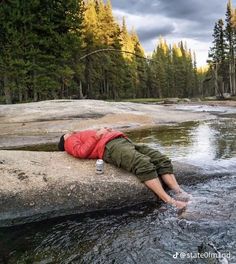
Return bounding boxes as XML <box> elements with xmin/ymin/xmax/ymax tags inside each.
<box><xmin>0</xmin><ymin>105</ymin><xmax>236</xmax><ymax>264</ymax></box>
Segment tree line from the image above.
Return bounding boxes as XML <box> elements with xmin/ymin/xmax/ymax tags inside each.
<box><xmin>0</xmin><ymin>0</ymin><xmax>202</xmax><ymax>104</ymax></box>
<box><xmin>207</xmin><ymin>0</ymin><xmax>236</xmax><ymax>97</ymax></box>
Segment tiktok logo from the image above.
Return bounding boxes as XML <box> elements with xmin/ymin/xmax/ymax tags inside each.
<box><xmin>173</xmin><ymin>252</ymin><xmax>179</xmax><ymax>259</ymax></box>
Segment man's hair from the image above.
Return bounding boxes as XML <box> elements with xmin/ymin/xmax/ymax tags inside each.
<box><xmin>58</xmin><ymin>134</ymin><xmax>65</xmax><ymax>151</ymax></box>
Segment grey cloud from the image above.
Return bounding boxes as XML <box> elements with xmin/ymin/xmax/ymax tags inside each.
<box><xmin>173</xmin><ymin>19</ymin><xmax>214</xmax><ymax>42</ymax></box>
<box><xmin>137</xmin><ymin>24</ymin><xmax>175</xmax><ymax>42</ymax></box>
<box><xmin>111</xmin><ymin>0</ymin><xmax>228</xmax><ymax>42</ymax></box>
<box><xmin>111</xmin><ymin>0</ymin><xmax>226</xmax><ymax>22</ymax></box>
<box><xmin>154</xmin><ymin>0</ymin><xmax>225</xmax><ymax>22</ymax></box>
<box><xmin>181</xmin><ymin>27</ymin><xmax>213</xmax><ymax>42</ymax></box>
<box><xmin>110</xmin><ymin>0</ymin><xmax>236</xmax><ymax>64</ymax></box>
<box><xmin>111</xmin><ymin>0</ymin><xmax>228</xmax><ymax>33</ymax></box>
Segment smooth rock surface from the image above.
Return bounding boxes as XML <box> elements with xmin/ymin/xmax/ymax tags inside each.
<box><xmin>0</xmin><ymin>149</ymin><xmax>228</xmax><ymax>227</ymax></box>
<box><xmin>0</xmin><ymin>99</ymin><xmax>234</xmax><ymax>227</ymax></box>
<box><xmin>0</xmin><ymin>99</ymin><xmax>215</xmax><ymax>149</ymax></box>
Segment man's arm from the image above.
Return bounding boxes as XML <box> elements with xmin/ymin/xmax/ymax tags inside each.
<box><xmin>70</xmin><ymin>128</ymin><xmax>109</xmax><ymax>158</ymax></box>
<box><xmin>72</xmin><ymin>136</ymin><xmax>98</xmax><ymax>158</ymax></box>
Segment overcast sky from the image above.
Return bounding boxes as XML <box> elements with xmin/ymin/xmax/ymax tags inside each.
<box><xmin>111</xmin><ymin>0</ymin><xmax>236</xmax><ymax>67</ymax></box>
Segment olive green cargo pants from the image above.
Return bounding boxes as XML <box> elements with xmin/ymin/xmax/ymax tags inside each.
<box><xmin>103</xmin><ymin>137</ymin><xmax>173</xmax><ymax>182</ymax></box>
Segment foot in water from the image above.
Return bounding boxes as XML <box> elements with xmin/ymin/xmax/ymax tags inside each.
<box><xmin>168</xmin><ymin>198</ymin><xmax>188</xmax><ymax>209</ymax></box>
<box><xmin>174</xmin><ymin>188</ymin><xmax>192</xmax><ymax>202</ymax></box>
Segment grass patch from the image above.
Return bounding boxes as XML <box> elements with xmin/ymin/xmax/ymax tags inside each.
<box><xmin>108</xmin><ymin>98</ymin><xmax>164</xmax><ymax>103</ymax></box>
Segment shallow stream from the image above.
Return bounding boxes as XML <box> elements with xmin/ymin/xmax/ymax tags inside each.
<box><xmin>0</xmin><ymin>106</ymin><xmax>236</xmax><ymax>264</ymax></box>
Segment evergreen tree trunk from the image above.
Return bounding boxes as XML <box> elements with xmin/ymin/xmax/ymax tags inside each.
<box><xmin>229</xmin><ymin>63</ymin><xmax>233</xmax><ymax>93</ymax></box>
<box><xmin>3</xmin><ymin>75</ymin><xmax>12</xmax><ymax>104</ymax></box>
<box><xmin>214</xmin><ymin>63</ymin><xmax>219</xmax><ymax>96</ymax></box>
<box><xmin>79</xmin><ymin>80</ymin><xmax>84</xmax><ymax>98</ymax></box>
<box><xmin>232</xmin><ymin>54</ymin><xmax>236</xmax><ymax>94</ymax></box>
<box><xmin>24</xmin><ymin>87</ymin><xmax>29</xmax><ymax>102</ymax></box>
<box><xmin>33</xmin><ymin>81</ymin><xmax>38</xmax><ymax>102</ymax></box>
<box><xmin>33</xmin><ymin>57</ymin><xmax>38</xmax><ymax>101</ymax></box>
<box><xmin>229</xmin><ymin>59</ymin><xmax>236</xmax><ymax>95</ymax></box>
<box><xmin>103</xmin><ymin>79</ymin><xmax>106</xmax><ymax>95</ymax></box>
<box><xmin>106</xmin><ymin>81</ymin><xmax>109</xmax><ymax>97</ymax></box>
<box><xmin>18</xmin><ymin>86</ymin><xmax>23</xmax><ymax>103</ymax></box>
<box><xmin>222</xmin><ymin>80</ymin><xmax>225</xmax><ymax>94</ymax></box>
<box><xmin>87</xmin><ymin>83</ymin><xmax>90</xmax><ymax>98</ymax></box>
<box><xmin>60</xmin><ymin>77</ymin><xmax>65</xmax><ymax>98</ymax></box>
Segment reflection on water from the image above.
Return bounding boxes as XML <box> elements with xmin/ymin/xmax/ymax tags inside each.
<box><xmin>126</xmin><ymin>119</ymin><xmax>236</xmax><ymax>172</ymax></box>
<box><xmin>1</xmin><ymin>118</ymin><xmax>236</xmax><ymax>264</ymax></box>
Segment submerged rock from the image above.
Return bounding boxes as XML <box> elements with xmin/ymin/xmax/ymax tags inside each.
<box><xmin>198</xmin><ymin>238</ymin><xmax>229</xmax><ymax>264</ymax></box>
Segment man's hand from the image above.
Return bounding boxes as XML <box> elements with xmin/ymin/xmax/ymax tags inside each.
<box><xmin>95</xmin><ymin>127</ymin><xmax>112</xmax><ymax>139</ymax></box>
<box><xmin>64</xmin><ymin>133</ymin><xmax>72</xmax><ymax>140</ymax></box>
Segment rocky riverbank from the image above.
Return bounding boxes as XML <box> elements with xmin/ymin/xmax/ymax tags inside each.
<box><xmin>0</xmin><ymin>99</ymin><xmax>216</xmax><ymax>149</ymax></box>
<box><xmin>0</xmin><ymin>99</ymin><xmax>234</xmax><ymax>227</ymax></box>
<box><xmin>1</xmin><ymin>149</ymin><xmax>226</xmax><ymax>227</ymax></box>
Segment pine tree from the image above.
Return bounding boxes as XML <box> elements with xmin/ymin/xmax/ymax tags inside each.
<box><xmin>172</xmin><ymin>43</ymin><xmax>185</xmax><ymax>97</ymax></box>
<box><xmin>225</xmin><ymin>0</ymin><xmax>236</xmax><ymax>94</ymax></box>
<box><xmin>152</xmin><ymin>38</ymin><xmax>168</xmax><ymax>98</ymax></box>
<box><xmin>98</xmin><ymin>0</ymin><xmax>126</xmax><ymax>99</ymax></box>
<box><xmin>150</xmin><ymin>38</ymin><xmax>198</xmax><ymax>99</ymax></box>
<box><xmin>209</xmin><ymin>19</ymin><xmax>228</xmax><ymax>96</ymax></box>
<box><xmin>119</xmin><ymin>17</ymin><xmax>135</xmax><ymax>97</ymax></box>
<box><xmin>1</xmin><ymin>0</ymin><xmax>203</xmax><ymax>103</ymax></box>
<box><xmin>81</xmin><ymin>0</ymin><xmax>100</xmax><ymax>98</ymax></box>
<box><xmin>120</xmin><ymin>17</ymin><xmax>134</xmax><ymax>60</ymax></box>
<box><xmin>0</xmin><ymin>0</ymin><xmax>84</xmax><ymax>103</ymax></box>
<box><xmin>193</xmin><ymin>52</ymin><xmax>199</xmax><ymax>97</ymax></box>
<box><xmin>130</xmin><ymin>30</ymin><xmax>148</xmax><ymax>98</ymax></box>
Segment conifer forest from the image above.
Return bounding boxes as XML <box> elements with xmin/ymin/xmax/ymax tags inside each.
<box><xmin>0</xmin><ymin>0</ymin><xmax>235</xmax><ymax>104</ymax></box>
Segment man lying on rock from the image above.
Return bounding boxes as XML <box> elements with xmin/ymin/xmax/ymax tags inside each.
<box><xmin>58</xmin><ymin>127</ymin><xmax>191</xmax><ymax>209</ymax></box>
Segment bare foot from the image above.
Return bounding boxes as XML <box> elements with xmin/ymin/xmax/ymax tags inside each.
<box><xmin>173</xmin><ymin>200</ymin><xmax>188</xmax><ymax>209</ymax></box>
<box><xmin>174</xmin><ymin>188</ymin><xmax>192</xmax><ymax>202</ymax></box>
<box><xmin>167</xmin><ymin>198</ymin><xmax>188</xmax><ymax>209</ymax></box>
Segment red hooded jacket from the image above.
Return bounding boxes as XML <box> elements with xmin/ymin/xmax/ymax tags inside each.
<box><xmin>64</xmin><ymin>129</ymin><xmax>126</xmax><ymax>159</ymax></box>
